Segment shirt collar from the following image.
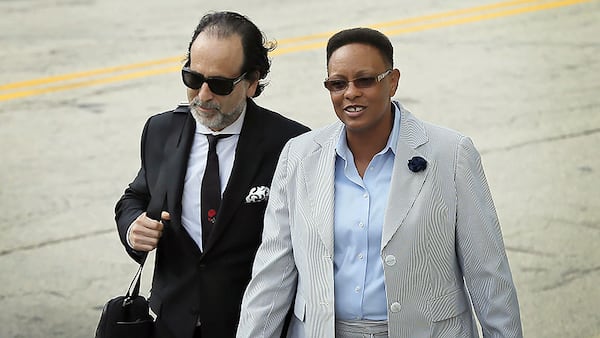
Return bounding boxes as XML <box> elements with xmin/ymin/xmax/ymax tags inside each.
<box><xmin>335</xmin><ymin>103</ymin><xmax>401</xmax><ymax>160</ymax></box>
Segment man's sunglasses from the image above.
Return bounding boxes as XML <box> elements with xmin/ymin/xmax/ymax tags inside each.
<box><xmin>324</xmin><ymin>69</ymin><xmax>392</xmax><ymax>93</ymax></box>
<box><xmin>182</xmin><ymin>67</ymin><xmax>247</xmax><ymax>96</ymax></box>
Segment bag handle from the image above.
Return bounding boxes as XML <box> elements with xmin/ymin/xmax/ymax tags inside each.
<box><xmin>124</xmin><ymin>263</ymin><xmax>145</xmax><ymax>302</ymax></box>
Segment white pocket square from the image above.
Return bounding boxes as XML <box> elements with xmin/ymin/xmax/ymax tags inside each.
<box><xmin>245</xmin><ymin>186</ymin><xmax>270</xmax><ymax>203</ymax></box>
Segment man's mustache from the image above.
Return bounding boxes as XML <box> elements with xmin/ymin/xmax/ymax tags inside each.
<box><xmin>191</xmin><ymin>99</ymin><xmax>220</xmax><ymax>111</ymax></box>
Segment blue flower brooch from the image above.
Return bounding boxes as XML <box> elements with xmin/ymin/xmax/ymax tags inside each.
<box><xmin>407</xmin><ymin>156</ymin><xmax>427</xmax><ymax>173</ymax></box>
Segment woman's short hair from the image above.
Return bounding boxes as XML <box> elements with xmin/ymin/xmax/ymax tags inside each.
<box><xmin>326</xmin><ymin>27</ymin><xmax>394</xmax><ymax>68</ymax></box>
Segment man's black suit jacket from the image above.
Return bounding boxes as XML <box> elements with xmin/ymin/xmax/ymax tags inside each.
<box><xmin>115</xmin><ymin>99</ymin><xmax>309</xmax><ymax>338</ymax></box>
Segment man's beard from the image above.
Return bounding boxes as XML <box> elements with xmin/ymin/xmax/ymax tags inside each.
<box><xmin>190</xmin><ymin>98</ymin><xmax>246</xmax><ymax>131</ymax></box>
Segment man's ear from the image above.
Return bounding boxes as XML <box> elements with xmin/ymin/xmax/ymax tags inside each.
<box><xmin>245</xmin><ymin>71</ymin><xmax>260</xmax><ymax>97</ymax></box>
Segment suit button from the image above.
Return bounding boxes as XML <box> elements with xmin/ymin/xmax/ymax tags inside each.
<box><xmin>384</xmin><ymin>255</ymin><xmax>396</xmax><ymax>266</ymax></box>
<box><xmin>390</xmin><ymin>302</ymin><xmax>401</xmax><ymax>313</ymax></box>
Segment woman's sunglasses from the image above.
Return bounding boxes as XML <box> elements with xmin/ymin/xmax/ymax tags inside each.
<box><xmin>324</xmin><ymin>69</ymin><xmax>392</xmax><ymax>93</ymax></box>
<box><xmin>182</xmin><ymin>67</ymin><xmax>247</xmax><ymax>96</ymax></box>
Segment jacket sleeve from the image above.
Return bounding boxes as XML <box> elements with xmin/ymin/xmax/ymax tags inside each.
<box><xmin>454</xmin><ymin>136</ymin><xmax>523</xmax><ymax>337</ymax></box>
<box><xmin>114</xmin><ymin>118</ymin><xmax>152</xmax><ymax>264</ymax></box>
<box><xmin>237</xmin><ymin>141</ymin><xmax>298</xmax><ymax>338</ymax></box>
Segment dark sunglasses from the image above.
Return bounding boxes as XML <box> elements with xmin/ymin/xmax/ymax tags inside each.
<box><xmin>324</xmin><ymin>69</ymin><xmax>392</xmax><ymax>93</ymax></box>
<box><xmin>182</xmin><ymin>67</ymin><xmax>247</xmax><ymax>96</ymax></box>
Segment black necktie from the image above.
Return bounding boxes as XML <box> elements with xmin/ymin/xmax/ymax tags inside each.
<box><xmin>201</xmin><ymin>134</ymin><xmax>231</xmax><ymax>246</ymax></box>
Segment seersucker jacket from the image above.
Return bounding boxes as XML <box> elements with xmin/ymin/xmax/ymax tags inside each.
<box><xmin>237</xmin><ymin>101</ymin><xmax>522</xmax><ymax>338</ymax></box>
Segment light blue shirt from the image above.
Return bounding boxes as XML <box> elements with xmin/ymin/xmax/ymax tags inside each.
<box><xmin>333</xmin><ymin>104</ymin><xmax>400</xmax><ymax>320</ymax></box>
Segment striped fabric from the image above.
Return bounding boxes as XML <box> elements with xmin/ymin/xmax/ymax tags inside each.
<box><xmin>237</xmin><ymin>102</ymin><xmax>523</xmax><ymax>338</ymax></box>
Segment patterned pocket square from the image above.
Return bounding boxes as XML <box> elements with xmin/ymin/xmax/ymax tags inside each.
<box><xmin>245</xmin><ymin>186</ymin><xmax>270</xmax><ymax>203</ymax></box>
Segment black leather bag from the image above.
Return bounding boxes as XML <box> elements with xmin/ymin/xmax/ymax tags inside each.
<box><xmin>95</xmin><ymin>263</ymin><xmax>154</xmax><ymax>338</ymax></box>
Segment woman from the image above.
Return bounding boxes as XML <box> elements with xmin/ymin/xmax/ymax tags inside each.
<box><xmin>237</xmin><ymin>27</ymin><xmax>522</xmax><ymax>338</ymax></box>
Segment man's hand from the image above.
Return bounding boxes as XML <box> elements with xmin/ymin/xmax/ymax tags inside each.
<box><xmin>128</xmin><ymin>211</ymin><xmax>171</xmax><ymax>251</ymax></box>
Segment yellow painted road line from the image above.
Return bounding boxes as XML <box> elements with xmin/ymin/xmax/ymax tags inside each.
<box><xmin>269</xmin><ymin>0</ymin><xmax>591</xmax><ymax>55</ymax></box>
<box><xmin>0</xmin><ymin>56</ymin><xmax>182</xmax><ymax>91</ymax></box>
<box><xmin>0</xmin><ymin>0</ymin><xmax>594</xmax><ymax>102</ymax></box>
<box><xmin>0</xmin><ymin>66</ymin><xmax>180</xmax><ymax>102</ymax></box>
<box><xmin>274</xmin><ymin>0</ymin><xmax>544</xmax><ymax>46</ymax></box>
<box><xmin>382</xmin><ymin>0</ymin><xmax>592</xmax><ymax>36</ymax></box>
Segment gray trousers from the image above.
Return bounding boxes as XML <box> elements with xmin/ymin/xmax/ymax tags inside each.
<box><xmin>335</xmin><ymin>320</ymin><xmax>389</xmax><ymax>338</ymax></box>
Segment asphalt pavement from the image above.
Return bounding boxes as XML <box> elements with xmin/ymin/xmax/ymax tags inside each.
<box><xmin>1</xmin><ymin>0</ymin><xmax>599</xmax><ymax>337</ymax></box>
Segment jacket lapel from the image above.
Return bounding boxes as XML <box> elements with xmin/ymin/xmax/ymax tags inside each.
<box><xmin>302</xmin><ymin>123</ymin><xmax>342</xmax><ymax>256</ymax></box>
<box><xmin>148</xmin><ymin>106</ymin><xmax>204</xmax><ymax>257</ymax></box>
<box><xmin>381</xmin><ymin>106</ymin><xmax>430</xmax><ymax>250</ymax></box>
<box><xmin>164</xmin><ymin>108</ymin><xmax>196</xmax><ymax>231</ymax></box>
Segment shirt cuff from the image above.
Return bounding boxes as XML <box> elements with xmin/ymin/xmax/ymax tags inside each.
<box><xmin>126</xmin><ymin>223</ymin><xmax>135</xmax><ymax>249</ymax></box>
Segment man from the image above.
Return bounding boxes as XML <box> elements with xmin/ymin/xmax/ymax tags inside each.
<box><xmin>237</xmin><ymin>27</ymin><xmax>522</xmax><ymax>337</ymax></box>
<box><xmin>115</xmin><ymin>11</ymin><xmax>309</xmax><ymax>338</ymax></box>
